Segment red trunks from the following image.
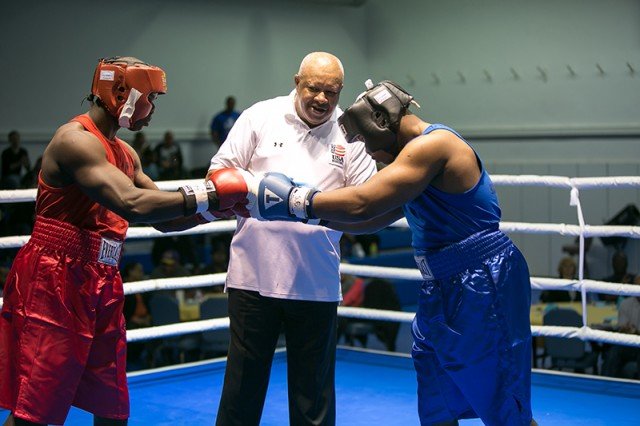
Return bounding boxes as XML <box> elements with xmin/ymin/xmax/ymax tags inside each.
<box><xmin>0</xmin><ymin>217</ymin><xmax>129</xmax><ymax>424</ymax></box>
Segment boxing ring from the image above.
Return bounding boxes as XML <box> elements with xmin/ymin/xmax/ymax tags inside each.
<box><xmin>2</xmin><ymin>174</ymin><xmax>640</xmax><ymax>424</ymax></box>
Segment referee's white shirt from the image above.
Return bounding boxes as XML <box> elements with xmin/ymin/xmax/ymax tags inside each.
<box><xmin>209</xmin><ymin>91</ymin><xmax>377</xmax><ymax>302</ymax></box>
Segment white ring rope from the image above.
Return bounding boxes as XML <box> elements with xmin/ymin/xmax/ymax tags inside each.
<box><xmin>2</xmin><ymin>222</ymin><xmax>639</xmax><ymax>250</ymax></box>
<box><xmin>1</xmin><ymin>175</ymin><xmax>640</xmax><ymax>349</ymax></box>
<box><xmin>2</xmin><ymin>175</ymin><xmax>639</xmax><ymax>205</ymax></box>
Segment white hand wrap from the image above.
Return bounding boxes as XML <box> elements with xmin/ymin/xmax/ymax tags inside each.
<box><xmin>194</xmin><ymin>182</ymin><xmax>214</xmax><ymax>214</ymax></box>
<box><xmin>179</xmin><ymin>181</ymin><xmax>216</xmax><ymax>216</ymax></box>
<box><xmin>289</xmin><ymin>186</ymin><xmax>315</xmax><ymax>219</ymax></box>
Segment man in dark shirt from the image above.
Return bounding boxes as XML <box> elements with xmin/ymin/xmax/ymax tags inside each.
<box><xmin>210</xmin><ymin>96</ymin><xmax>240</xmax><ymax>148</ymax></box>
<box><xmin>1</xmin><ymin>130</ymin><xmax>30</xmax><ymax>189</ymax></box>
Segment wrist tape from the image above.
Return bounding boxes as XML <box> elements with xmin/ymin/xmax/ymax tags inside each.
<box><xmin>179</xmin><ymin>181</ymin><xmax>216</xmax><ymax>216</ymax></box>
<box><xmin>289</xmin><ymin>187</ymin><xmax>317</xmax><ymax>219</ymax></box>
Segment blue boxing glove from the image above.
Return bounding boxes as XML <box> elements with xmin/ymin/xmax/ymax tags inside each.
<box><xmin>254</xmin><ymin>172</ymin><xmax>321</xmax><ymax>224</ymax></box>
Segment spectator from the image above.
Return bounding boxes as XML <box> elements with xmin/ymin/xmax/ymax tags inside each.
<box><xmin>601</xmin><ymin>295</ymin><xmax>640</xmax><ymax>379</ymax></box>
<box><xmin>201</xmin><ymin>239</ymin><xmax>231</xmax><ymax>294</ymax></box>
<box><xmin>151</xmin><ymin>235</ymin><xmax>199</xmax><ymax>272</ymax></box>
<box><xmin>20</xmin><ymin>155</ymin><xmax>42</xmax><ymax>189</ymax></box>
<box><xmin>150</xmin><ymin>249</ymin><xmax>193</xmax><ymax>303</ymax></box>
<box><xmin>362</xmin><ymin>278</ymin><xmax>402</xmax><ymax>351</ymax></box>
<box><xmin>132</xmin><ymin>131</ymin><xmax>158</xmax><ymax>180</ymax></box>
<box><xmin>0</xmin><ymin>265</ymin><xmax>9</xmax><ymax>297</ymax></box>
<box><xmin>540</xmin><ymin>256</ymin><xmax>581</xmax><ymax>303</ymax></box>
<box><xmin>154</xmin><ymin>130</ymin><xmax>184</xmax><ymax>180</ymax></box>
<box><xmin>341</xmin><ymin>272</ymin><xmax>365</xmax><ymax>308</ymax></box>
<box><xmin>122</xmin><ymin>262</ymin><xmax>152</xmax><ymax>370</ymax></box>
<box><xmin>1</xmin><ymin>130</ymin><xmax>30</xmax><ymax>189</ymax></box>
<box><xmin>337</xmin><ymin>272</ymin><xmax>367</xmax><ymax>346</ymax></box>
<box><xmin>341</xmin><ymin>233</ymin><xmax>380</xmax><ymax>258</ymax></box>
<box><xmin>0</xmin><ymin>150</ymin><xmax>39</xmax><ymax>241</ymax></box>
<box><xmin>210</xmin><ymin>96</ymin><xmax>241</xmax><ymax>148</ymax></box>
<box><xmin>150</xmin><ymin>249</ymin><xmax>190</xmax><ymax>280</ymax></box>
<box><xmin>599</xmin><ymin>251</ymin><xmax>636</xmax><ymax>303</ymax></box>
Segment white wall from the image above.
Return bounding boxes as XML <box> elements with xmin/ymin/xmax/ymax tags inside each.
<box><xmin>1</xmin><ymin>0</ymin><xmax>639</xmax><ymax>277</ymax></box>
<box><xmin>365</xmin><ymin>0</ymin><xmax>640</xmax><ymax>136</ymax></box>
<box><xmin>363</xmin><ymin>0</ymin><xmax>640</xmax><ymax>278</ymax></box>
<box><xmin>0</xmin><ymin>0</ymin><xmax>369</xmax><ymax>141</ymax></box>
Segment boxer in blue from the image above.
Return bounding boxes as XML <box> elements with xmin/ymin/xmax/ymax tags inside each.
<box><xmin>236</xmin><ymin>80</ymin><xmax>537</xmax><ymax>426</ymax></box>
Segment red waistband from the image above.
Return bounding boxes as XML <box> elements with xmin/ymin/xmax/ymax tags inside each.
<box><xmin>29</xmin><ymin>216</ymin><xmax>123</xmax><ymax>265</ymax></box>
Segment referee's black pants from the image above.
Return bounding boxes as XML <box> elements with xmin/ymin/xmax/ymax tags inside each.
<box><xmin>215</xmin><ymin>288</ymin><xmax>338</xmax><ymax>426</ymax></box>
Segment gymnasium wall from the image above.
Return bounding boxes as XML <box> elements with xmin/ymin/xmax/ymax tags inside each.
<box><xmin>2</xmin><ymin>0</ymin><xmax>639</xmax><ymax>277</ymax></box>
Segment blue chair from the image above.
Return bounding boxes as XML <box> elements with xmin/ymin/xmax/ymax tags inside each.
<box><xmin>199</xmin><ymin>295</ymin><xmax>231</xmax><ymax>358</ymax></box>
<box><xmin>148</xmin><ymin>293</ymin><xmax>201</xmax><ymax>366</ymax></box>
<box><xmin>543</xmin><ymin>308</ymin><xmax>599</xmax><ymax>374</ymax></box>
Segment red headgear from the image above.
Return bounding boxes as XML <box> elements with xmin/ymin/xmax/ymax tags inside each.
<box><xmin>90</xmin><ymin>57</ymin><xmax>167</xmax><ymax>129</ymax></box>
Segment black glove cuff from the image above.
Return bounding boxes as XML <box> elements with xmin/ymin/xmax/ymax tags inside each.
<box><xmin>306</xmin><ymin>190</ymin><xmax>320</xmax><ymax>219</ymax></box>
<box><xmin>178</xmin><ymin>186</ymin><xmax>197</xmax><ymax>216</ymax></box>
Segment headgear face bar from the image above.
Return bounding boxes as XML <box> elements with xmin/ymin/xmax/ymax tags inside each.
<box><xmin>338</xmin><ymin>79</ymin><xmax>416</xmax><ymax>156</ymax></box>
<box><xmin>90</xmin><ymin>57</ymin><xmax>167</xmax><ymax>129</ymax></box>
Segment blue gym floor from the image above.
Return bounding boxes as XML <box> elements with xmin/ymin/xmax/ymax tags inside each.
<box><xmin>3</xmin><ymin>347</ymin><xmax>640</xmax><ymax>425</ymax></box>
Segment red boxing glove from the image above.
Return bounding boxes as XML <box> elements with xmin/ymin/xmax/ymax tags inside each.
<box><xmin>208</xmin><ymin>168</ymin><xmax>251</xmax><ymax>211</ymax></box>
<box><xmin>230</xmin><ymin>200</ymin><xmax>251</xmax><ymax>218</ymax></box>
<box><xmin>196</xmin><ymin>208</ymin><xmax>236</xmax><ymax>224</ymax></box>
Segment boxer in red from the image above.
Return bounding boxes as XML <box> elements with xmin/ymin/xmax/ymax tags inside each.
<box><xmin>0</xmin><ymin>57</ymin><xmax>249</xmax><ymax>426</ymax></box>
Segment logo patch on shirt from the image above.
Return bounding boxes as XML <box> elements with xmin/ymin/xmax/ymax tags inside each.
<box><xmin>330</xmin><ymin>144</ymin><xmax>345</xmax><ymax>167</ymax></box>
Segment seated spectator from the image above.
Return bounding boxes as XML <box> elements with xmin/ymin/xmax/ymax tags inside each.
<box><xmin>151</xmin><ymin>235</ymin><xmax>199</xmax><ymax>273</ymax></box>
<box><xmin>540</xmin><ymin>256</ymin><xmax>582</xmax><ymax>303</ymax></box>
<box><xmin>132</xmin><ymin>131</ymin><xmax>158</xmax><ymax>180</ymax></box>
<box><xmin>337</xmin><ymin>272</ymin><xmax>367</xmax><ymax>346</ymax></box>
<box><xmin>154</xmin><ymin>130</ymin><xmax>184</xmax><ymax>180</ymax></box>
<box><xmin>1</xmin><ymin>130</ymin><xmax>30</xmax><ymax>190</ymax></box>
<box><xmin>341</xmin><ymin>273</ymin><xmax>365</xmax><ymax>308</ymax></box>
<box><xmin>123</xmin><ymin>262</ymin><xmax>152</xmax><ymax>327</ymax></box>
<box><xmin>151</xmin><ymin>249</ymin><xmax>192</xmax><ymax>302</ymax></box>
<box><xmin>340</xmin><ymin>233</ymin><xmax>380</xmax><ymax>258</ymax></box>
<box><xmin>151</xmin><ymin>249</ymin><xmax>190</xmax><ymax>280</ymax></box>
<box><xmin>338</xmin><ymin>276</ymin><xmax>401</xmax><ymax>351</ymax></box>
<box><xmin>122</xmin><ymin>262</ymin><xmax>152</xmax><ymax>370</ymax></box>
<box><xmin>601</xmin><ymin>295</ymin><xmax>640</xmax><ymax>379</ymax></box>
<box><xmin>0</xmin><ymin>265</ymin><xmax>9</xmax><ymax>297</ymax></box>
<box><xmin>20</xmin><ymin>155</ymin><xmax>42</xmax><ymax>189</ymax></box>
<box><xmin>201</xmin><ymin>239</ymin><xmax>231</xmax><ymax>294</ymax></box>
<box><xmin>599</xmin><ymin>251</ymin><xmax>636</xmax><ymax>303</ymax></box>
<box><xmin>363</xmin><ymin>278</ymin><xmax>402</xmax><ymax>351</ymax></box>
<box><xmin>2</xmin><ymin>155</ymin><xmax>41</xmax><ymax>238</ymax></box>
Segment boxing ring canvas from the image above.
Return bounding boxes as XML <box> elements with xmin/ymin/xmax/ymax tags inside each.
<box><xmin>4</xmin><ymin>347</ymin><xmax>635</xmax><ymax>425</ymax></box>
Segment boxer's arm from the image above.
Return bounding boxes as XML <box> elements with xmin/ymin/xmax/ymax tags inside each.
<box><xmin>246</xmin><ymin>172</ymin><xmax>403</xmax><ymax>231</ymax></box>
<box><xmin>324</xmin><ymin>208</ymin><xmax>405</xmax><ymax>234</ymax></box>
<box><xmin>117</xmin><ymin>143</ymin><xmax>223</xmax><ymax>231</ymax></box>
<box><xmin>48</xmin><ymin>130</ymin><xmax>226</xmax><ymax>224</ymax></box>
<box><xmin>311</xmin><ymin>135</ymin><xmax>450</xmax><ymax>222</ymax></box>
<box><xmin>126</xmin><ymin>147</ymin><xmax>205</xmax><ymax>232</ymax></box>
